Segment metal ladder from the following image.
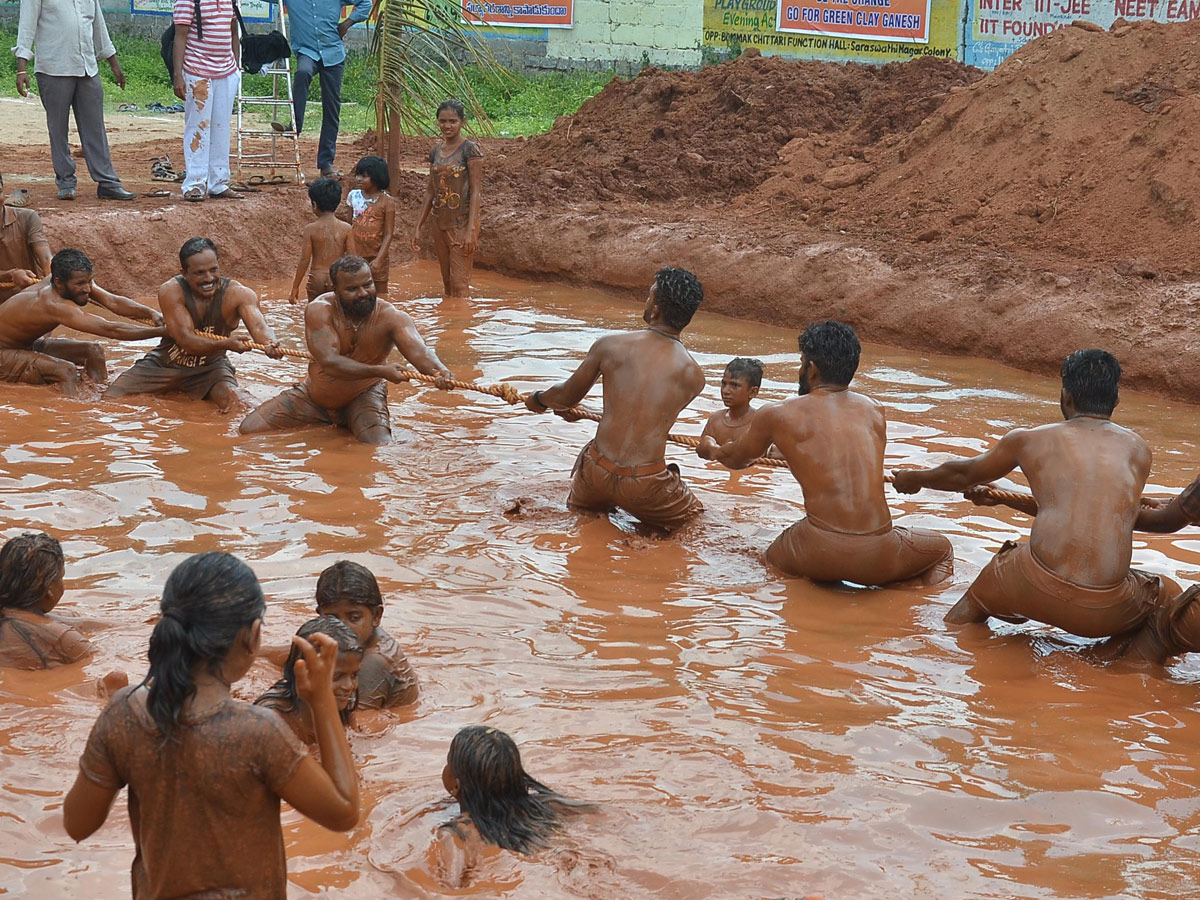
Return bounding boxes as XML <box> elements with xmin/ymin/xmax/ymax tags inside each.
<box><xmin>235</xmin><ymin>2</ymin><xmax>303</xmax><ymax>183</ymax></box>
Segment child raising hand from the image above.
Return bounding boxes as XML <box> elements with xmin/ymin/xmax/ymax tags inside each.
<box><xmin>62</xmin><ymin>552</ymin><xmax>360</xmax><ymax>898</ymax></box>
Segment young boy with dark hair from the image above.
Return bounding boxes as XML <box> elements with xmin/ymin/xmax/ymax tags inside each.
<box><xmin>289</xmin><ymin>177</ymin><xmax>357</xmax><ymax>304</ymax></box>
<box><xmin>701</xmin><ymin>357</ymin><xmax>766</xmax><ymax>448</ymax></box>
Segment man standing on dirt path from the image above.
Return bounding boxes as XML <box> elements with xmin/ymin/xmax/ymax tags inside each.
<box><xmin>13</xmin><ymin>0</ymin><xmax>137</xmax><ymax>202</ymax></box>
<box><xmin>893</xmin><ymin>349</ymin><xmax>1184</xmax><ymax>644</ymax></box>
<box><xmin>239</xmin><ymin>254</ymin><xmax>453</xmax><ymax>443</ymax></box>
<box><xmin>0</xmin><ymin>171</ymin><xmax>52</xmax><ymax>304</ymax></box>
<box><xmin>0</xmin><ymin>248</ymin><xmax>164</xmax><ymax>395</ymax></box>
<box><xmin>278</xmin><ymin>0</ymin><xmax>373</xmax><ymax>177</ymax></box>
<box><xmin>525</xmin><ymin>267</ymin><xmax>707</xmax><ymax>532</ymax></box>
<box><xmin>107</xmin><ymin>237</ymin><xmax>283</xmax><ymax>413</ymax></box>
<box><xmin>701</xmin><ymin>320</ymin><xmax>953</xmax><ymax>585</ymax></box>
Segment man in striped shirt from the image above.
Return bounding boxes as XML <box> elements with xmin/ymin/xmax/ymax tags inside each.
<box><xmin>172</xmin><ymin>0</ymin><xmax>242</xmax><ymax>201</ymax></box>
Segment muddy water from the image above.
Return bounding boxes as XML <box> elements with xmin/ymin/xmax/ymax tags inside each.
<box><xmin>2</xmin><ymin>262</ymin><xmax>1199</xmax><ymax>899</ymax></box>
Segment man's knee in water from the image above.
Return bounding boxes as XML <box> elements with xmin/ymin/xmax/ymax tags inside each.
<box><xmin>209</xmin><ymin>382</ymin><xmax>238</xmax><ymax>413</ymax></box>
<box><xmin>238</xmin><ymin>411</ymin><xmax>267</xmax><ymax>435</ymax></box>
<box><xmin>945</xmin><ymin>592</ymin><xmax>990</xmax><ymax>625</ymax></box>
<box><xmin>354</xmin><ymin>422</ymin><xmax>392</xmax><ymax>445</ymax></box>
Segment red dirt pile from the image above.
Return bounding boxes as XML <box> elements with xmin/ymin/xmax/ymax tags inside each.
<box><xmin>493</xmin><ymin>50</ymin><xmax>981</xmax><ymax>203</ymax></box>
<box><xmin>751</xmin><ymin>18</ymin><xmax>1200</xmax><ymax>274</ymax></box>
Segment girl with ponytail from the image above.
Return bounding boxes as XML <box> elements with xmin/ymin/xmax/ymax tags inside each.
<box><xmin>0</xmin><ymin>532</ymin><xmax>91</xmax><ymax>669</ymax></box>
<box><xmin>63</xmin><ymin>551</ymin><xmax>360</xmax><ymax>899</ymax></box>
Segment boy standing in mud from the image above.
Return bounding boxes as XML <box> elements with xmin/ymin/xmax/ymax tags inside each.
<box><xmin>701</xmin><ymin>320</ymin><xmax>953</xmax><ymax>585</ymax></box>
<box><xmin>525</xmin><ymin>267</ymin><xmax>706</xmax><ymax>531</ymax></box>
<box><xmin>0</xmin><ymin>249</ymin><xmax>164</xmax><ymax>395</ymax></box>
<box><xmin>290</xmin><ymin>177</ymin><xmax>357</xmax><ymax>304</ymax></box>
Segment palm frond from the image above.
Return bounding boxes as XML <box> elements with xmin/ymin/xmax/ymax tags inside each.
<box><xmin>369</xmin><ymin>0</ymin><xmax>513</xmax><ymax>139</ymax></box>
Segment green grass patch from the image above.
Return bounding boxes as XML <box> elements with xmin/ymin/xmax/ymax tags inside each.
<box><xmin>0</xmin><ymin>26</ymin><xmax>615</xmax><ymax>137</ymax></box>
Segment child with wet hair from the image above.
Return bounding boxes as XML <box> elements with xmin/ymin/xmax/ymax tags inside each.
<box><xmin>256</xmin><ymin>615</ymin><xmax>363</xmax><ymax>744</ymax></box>
<box><xmin>289</xmin><ymin>176</ymin><xmax>358</xmax><ymax>304</ymax></box>
<box><xmin>700</xmin><ymin>358</ymin><xmax>785</xmax><ymax>461</ymax></box>
<box><xmin>63</xmin><ymin>552</ymin><xmax>359</xmax><ymax>899</ymax></box>
<box><xmin>345</xmin><ymin>155</ymin><xmax>396</xmax><ymax>297</ymax></box>
<box><xmin>436</xmin><ymin>725</ymin><xmax>591</xmax><ymax>887</ymax></box>
<box><xmin>313</xmin><ymin>560</ymin><xmax>418</xmax><ymax>708</ymax></box>
<box><xmin>0</xmin><ymin>532</ymin><xmax>90</xmax><ymax>669</ymax></box>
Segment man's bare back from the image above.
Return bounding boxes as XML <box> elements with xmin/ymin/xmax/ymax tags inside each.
<box><xmin>525</xmin><ymin>267</ymin><xmax>706</xmax><ymax>530</ymax></box>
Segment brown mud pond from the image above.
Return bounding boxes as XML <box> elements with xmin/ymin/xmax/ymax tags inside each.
<box><xmin>1</xmin><ymin>263</ymin><xmax>1198</xmax><ymax>899</ymax></box>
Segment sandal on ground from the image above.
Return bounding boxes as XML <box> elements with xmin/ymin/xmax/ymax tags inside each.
<box><xmin>143</xmin><ymin>189</ymin><xmax>173</xmax><ymax>198</ymax></box>
<box><xmin>246</xmin><ymin>174</ymin><xmax>268</xmax><ymax>185</ymax></box>
<box><xmin>230</xmin><ymin>181</ymin><xmax>260</xmax><ymax>193</ymax></box>
<box><xmin>208</xmin><ymin>189</ymin><xmax>244</xmax><ymax>200</ymax></box>
<box><xmin>117</xmin><ymin>103</ymin><xmax>140</xmax><ymax>112</ymax></box>
<box><xmin>267</xmin><ymin>174</ymin><xmax>288</xmax><ymax>185</ymax></box>
<box><xmin>184</xmin><ymin>188</ymin><xmax>205</xmax><ymax>202</ymax></box>
<box><xmin>3</xmin><ymin>189</ymin><xmax>31</xmax><ymax>208</ymax></box>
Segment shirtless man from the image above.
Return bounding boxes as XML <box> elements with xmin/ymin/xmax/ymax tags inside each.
<box><xmin>106</xmin><ymin>238</ymin><xmax>283</xmax><ymax>413</ymax></box>
<box><xmin>893</xmin><ymin>349</ymin><xmax>1180</xmax><ymax>639</ymax></box>
<box><xmin>0</xmin><ymin>248</ymin><xmax>164</xmax><ymax>395</ymax></box>
<box><xmin>701</xmin><ymin>320</ymin><xmax>953</xmax><ymax>585</ymax></box>
<box><xmin>524</xmin><ymin>266</ymin><xmax>706</xmax><ymax>531</ymax></box>
<box><xmin>0</xmin><ymin>170</ymin><xmax>52</xmax><ymax>303</ymax></box>
<box><xmin>239</xmin><ymin>254</ymin><xmax>453</xmax><ymax>444</ymax></box>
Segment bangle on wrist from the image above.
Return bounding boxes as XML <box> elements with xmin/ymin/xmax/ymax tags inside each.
<box><xmin>532</xmin><ymin>390</ymin><xmax>548</xmax><ymax>411</ymax></box>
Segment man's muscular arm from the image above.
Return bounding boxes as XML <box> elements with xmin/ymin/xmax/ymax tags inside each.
<box><xmin>230</xmin><ymin>283</ymin><xmax>283</xmax><ymax>358</ymax></box>
<box><xmin>1135</xmin><ymin>476</ymin><xmax>1199</xmax><ymax>533</ymax></box>
<box><xmin>524</xmin><ymin>339</ymin><xmax>605</xmax><ymax>414</ymax></box>
<box><xmin>89</xmin><ymin>284</ymin><xmax>164</xmax><ymax>326</ymax></box>
<box><xmin>893</xmin><ymin>429</ymin><xmax>1025</xmax><ymax>495</ymax></box>
<box><xmin>701</xmin><ymin>402</ymin><xmax>777</xmax><ymax>470</ymax></box>
<box><xmin>160</xmin><ymin>282</ymin><xmax>246</xmax><ymax>355</ymax></box>
<box><xmin>391</xmin><ymin>311</ymin><xmax>452</xmax><ymax>385</ymax></box>
<box><xmin>52</xmin><ymin>300</ymin><xmax>164</xmax><ymax>342</ymax></box>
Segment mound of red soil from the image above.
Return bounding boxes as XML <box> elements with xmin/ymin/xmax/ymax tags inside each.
<box><xmin>494</xmin><ymin>50</ymin><xmax>981</xmax><ymax>204</ymax></box>
<box><xmin>752</xmin><ymin>19</ymin><xmax>1200</xmax><ymax>274</ymax></box>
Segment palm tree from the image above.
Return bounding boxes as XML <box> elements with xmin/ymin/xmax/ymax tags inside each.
<box><xmin>370</xmin><ymin>0</ymin><xmax>510</xmax><ymax>184</ymax></box>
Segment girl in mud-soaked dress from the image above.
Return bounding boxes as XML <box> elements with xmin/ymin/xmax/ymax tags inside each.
<box><xmin>256</xmin><ymin>615</ymin><xmax>363</xmax><ymax>744</ymax></box>
<box><xmin>63</xmin><ymin>552</ymin><xmax>359</xmax><ymax>900</ymax></box>
<box><xmin>412</xmin><ymin>99</ymin><xmax>484</xmax><ymax>299</ymax></box>
<box><xmin>0</xmin><ymin>532</ymin><xmax>91</xmax><ymax>669</ymax></box>
<box><xmin>346</xmin><ymin>154</ymin><xmax>397</xmax><ymax>297</ymax></box>
<box><xmin>435</xmin><ymin>725</ymin><xmax>592</xmax><ymax>887</ymax></box>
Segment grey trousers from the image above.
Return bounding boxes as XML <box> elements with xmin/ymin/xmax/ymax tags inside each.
<box><xmin>35</xmin><ymin>73</ymin><xmax>122</xmax><ymax>192</ymax></box>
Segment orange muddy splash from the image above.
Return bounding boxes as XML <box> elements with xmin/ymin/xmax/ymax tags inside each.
<box><xmin>1</xmin><ymin>264</ymin><xmax>1199</xmax><ymax>898</ymax></box>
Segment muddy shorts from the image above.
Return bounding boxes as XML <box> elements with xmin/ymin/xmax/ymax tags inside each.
<box><xmin>246</xmin><ymin>379</ymin><xmax>390</xmax><ymax>440</ymax></box>
<box><xmin>306</xmin><ymin>271</ymin><xmax>333</xmax><ymax>303</ymax></box>
<box><xmin>107</xmin><ymin>353</ymin><xmax>236</xmax><ymax>400</ymax></box>
<box><xmin>964</xmin><ymin>540</ymin><xmax>1177</xmax><ymax>639</ymax></box>
<box><xmin>567</xmin><ymin>440</ymin><xmax>702</xmax><ymax>531</ymax></box>
<box><xmin>433</xmin><ymin>225</ymin><xmax>474</xmax><ymax>296</ymax></box>
<box><xmin>765</xmin><ymin>516</ymin><xmax>953</xmax><ymax>585</ymax></box>
<box><xmin>0</xmin><ymin>338</ymin><xmax>54</xmax><ymax>384</ymax></box>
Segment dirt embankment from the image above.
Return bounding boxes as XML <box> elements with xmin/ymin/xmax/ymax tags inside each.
<box><xmin>9</xmin><ymin>22</ymin><xmax>1200</xmax><ymax>401</ymax></box>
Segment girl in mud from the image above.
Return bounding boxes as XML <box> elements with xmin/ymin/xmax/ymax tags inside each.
<box><xmin>256</xmin><ymin>615</ymin><xmax>363</xmax><ymax>744</ymax></box>
<box><xmin>62</xmin><ymin>552</ymin><xmax>359</xmax><ymax>898</ymax></box>
<box><xmin>412</xmin><ymin>99</ymin><xmax>484</xmax><ymax>298</ymax></box>
<box><xmin>435</xmin><ymin>725</ymin><xmax>592</xmax><ymax>887</ymax></box>
<box><xmin>0</xmin><ymin>532</ymin><xmax>91</xmax><ymax>669</ymax></box>
<box><xmin>346</xmin><ymin>155</ymin><xmax>397</xmax><ymax>297</ymax></box>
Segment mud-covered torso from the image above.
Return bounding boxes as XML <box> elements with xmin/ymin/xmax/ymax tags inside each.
<box><xmin>306</xmin><ymin>301</ymin><xmax>395</xmax><ymax>409</ymax></box>
<box><xmin>154</xmin><ymin>276</ymin><xmax>235</xmax><ymax>368</ymax></box>
<box><xmin>429</xmin><ymin>140</ymin><xmax>482</xmax><ymax>231</ymax></box>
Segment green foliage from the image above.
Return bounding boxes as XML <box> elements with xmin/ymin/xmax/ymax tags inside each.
<box><xmin>0</xmin><ymin>25</ymin><xmax>612</xmax><ymax>136</ymax></box>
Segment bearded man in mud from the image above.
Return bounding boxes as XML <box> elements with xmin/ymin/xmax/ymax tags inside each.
<box><xmin>893</xmin><ymin>350</ymin><xmax>1188</xmax><ymax>647</ymax></box>
<box><xmin>107</xmin><ymin>238</ymin><xmax>283</xmax><ymax>413</ymax></box>
<box><xmin>701</xmin><ymin>320</ymin><xmax>953</xmax><ymax>585</ymax></box>
<box><xmin>239</xmin><ymin>255</ymin><xmax>454</xmax><ymax>444</ymax></box>
<box><xmin>525</xmin><ymin>266</ymin><xmax>706</xmax><ymax>532</ymax></box>
<box><xmin>0</xmin><ymin>249</ymin><xmax>164</xmax><ymax>396</ymax></box>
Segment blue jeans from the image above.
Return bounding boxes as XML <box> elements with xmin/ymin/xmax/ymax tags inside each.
<box><xmin>292</xmin><ymin>54</ymin><xmax>343</xmax><ymax>172</ymax></box>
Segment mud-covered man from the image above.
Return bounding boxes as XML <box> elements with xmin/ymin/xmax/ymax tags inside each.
<box><xmin>0</xmin><ymin>171</ymin><xmax>52</xmax><ymax>304</ymax></box>
<box><xmin>0</xmin><ymin>248</ymin><xmax>164</xmax><ymax>395</ymax></box>
<box><xmin>701</xmin><ymin>320</ymin><xmax>953</xmax><ymax>585</ymax></box>
<box><xmin>239</xmin><ymin>255</ymin><xmax>453</xmax><ymax>444</ymax></box>
<box><xmin>893</xmin><ymin>349</ymin><xmax>1181</xmax><ymax>640</ymax></box>
<box><xmin>106</xmin><ymin>238</ymin><xmax>282</xmax><ymax>413</ymax></box>
<box><xmin>525</xmin><ymin>266</ymin><xmax>706</xmax><ymax>531</ymax></box>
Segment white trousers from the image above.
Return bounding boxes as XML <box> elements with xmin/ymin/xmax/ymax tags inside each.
<box><xmin>182</xmin><ymin>70</ymin><xmax>240</xmax><ymax>194</ymax></box>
